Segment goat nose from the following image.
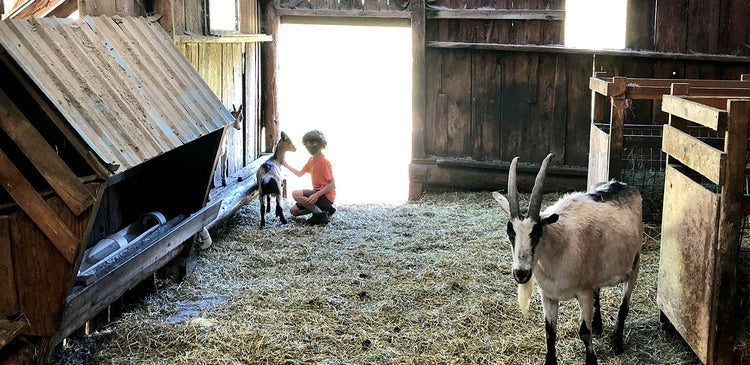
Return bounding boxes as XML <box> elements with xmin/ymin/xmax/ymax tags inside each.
<box><xmin>513</xmin><ymin>269</ymin><xmax>531</xmax><ymax>284</ymax></box>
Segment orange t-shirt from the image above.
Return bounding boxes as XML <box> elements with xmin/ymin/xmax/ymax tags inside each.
<box><xmin>302</xmin><ymin>155</ymin><xmax>336</xmax><ymax>203</ymax></box>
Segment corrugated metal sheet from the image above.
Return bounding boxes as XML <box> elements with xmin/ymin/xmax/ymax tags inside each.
<box><xmin>0</xmin><ymin>16</ymin><xmax>234</xmax><ymax>173</ymax></box>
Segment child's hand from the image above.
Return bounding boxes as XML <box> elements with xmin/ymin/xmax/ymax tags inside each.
<box><xmin>306</xmin><ymin>193</ymin><xmax>320</xmax><ymax>205</ymax></box>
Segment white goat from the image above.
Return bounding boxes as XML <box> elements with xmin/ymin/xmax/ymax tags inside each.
<box><xmin>493</xmin><ymin>153</ymin><xmax>642</xmax><ymax>365</ymax></box>
<box><xmin>256</xmin><ymin>131</ymin><xmax>296</xmax><ymax>227</ymax></box>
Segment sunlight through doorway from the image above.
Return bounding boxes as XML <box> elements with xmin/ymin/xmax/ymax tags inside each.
<box><xmin>277</xmin><ymin>23</ymin><xmax>412</xmax><ymax>205</ymax></box>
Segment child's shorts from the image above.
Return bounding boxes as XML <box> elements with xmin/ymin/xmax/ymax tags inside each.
<box><xmin>296</xmin><ymin>189</ymin><xmax>335</xmax><ymax>214</ymax></box>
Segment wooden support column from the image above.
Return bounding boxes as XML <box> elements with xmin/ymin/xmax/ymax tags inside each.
<box><xmin>0</xmin><ymin>217</ymin><xmax>17</xmax><ymax>318</ymax></box>
<box><xmin>260</xmin><ymin>0</ymin><xmax>279</xmax><ymax>153</ymax></box>
<box><xmin>153</xmin><ymin>0</ymin><xmax>174</xmax><ymax>37</ymax></box>
<box><xmin>408</xmin><ymin>0</ymin><xmax>426</xmax><ymax>201</ymax></box>
<box><xmin>709</xmin><ymin>99</ymin><xmax>750</xmax><ymax>365</ymax></box>
<box><xmin>608</xmin><ymin>76</ymin><xmax>626</xmax><ymax>181</ymax></box>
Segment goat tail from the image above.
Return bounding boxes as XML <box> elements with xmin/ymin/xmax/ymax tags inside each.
<box><xmin>518</xmin><ymin>276</ymin><xmax>536</xmax><ymax>317</ymax></box>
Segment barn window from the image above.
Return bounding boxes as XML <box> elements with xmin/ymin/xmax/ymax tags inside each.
<box><xmin>208</xmin><ymin>0</ymin><xmax>240</xmax><ymax>34</ymax></box>
<box><xmin>565</xmin><ymin>0</ymin><xmax>626</xmax><ymax>49</ymax></box>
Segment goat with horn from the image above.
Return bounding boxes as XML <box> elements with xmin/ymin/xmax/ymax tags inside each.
<box><xmin>493</xmin><ymin>153</ymin><xmax>643</xmax><ymax>365</ymax></box>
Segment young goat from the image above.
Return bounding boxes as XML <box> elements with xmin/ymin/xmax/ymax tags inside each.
<box><xmin>256</xmin><ymin>131</ymin><xmax>296</xmax><ymax>227</ymax></box>
<box><xmin>493</xmin><ymin>153</ymin><xmax>642</xmax><ymax>365</ymax></box>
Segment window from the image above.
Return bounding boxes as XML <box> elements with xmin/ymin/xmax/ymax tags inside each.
<box><xmin>209</xmin><ymin>0</ymin><xmax>239</xmax><ymax>34</ymax></box>
<box><xmin>565</xmin><ymin>0</ymin><xmax>627</xmax><ymax>49</ymax></box>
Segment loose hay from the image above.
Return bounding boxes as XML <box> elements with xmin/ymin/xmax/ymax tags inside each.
<box><xmin>58</xmin><ymin>191</ymin><xmax>702</xmax><ymax>364</ymax></box>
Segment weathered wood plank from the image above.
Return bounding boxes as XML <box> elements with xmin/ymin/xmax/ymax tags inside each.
<box><xmin>625</xmin><ymin>0</ymin><xmax>654</xmax><ymax>50</ymax></box>
<box><xmin>662</xmin><ymin>125</ymin><xmax>725</xmax><ymax>185</ymax></box>
<box><xmin>0</xmin><ymin>88</ymin><xmax>95</xmax><ymax>216</ymax></box>
<box><xmin>564</xmin><ymin>54</ymin><xmax>591</xmax><ymax>166</ymax></box>
<box><xmin>608</xmin><ymin>77</ymin><xmax>626</xmax><ymax>180</ymax></box>
<box><xmin>471</xmin><ymin>50</ymin><xmax>502</xmax><ymax>160</ymax></box>
<box><xmin>184</xmin><ymin>0</ymin><xmax>204</xmax><ymax>34</ymax></box>
<box><xmin>587</xmin><ymin>124</ymin><xmax>609</xmax><ymax>191</ymax></box>
<box><xmin>173</xmin><ymin>34</ymin><xmax>273</xmax><ymax>43</ymax></box>
<box><xmin>655</xmin><ymin>0</ymin><xmax>687</xmax><ymax>53</ymax></box>
<box><xmin>444</xmin><ymin>49</ymin><xmax>472</xmax><ymax>157</ymax></box>
<box><xmin>657</xmin><ymin>164</ymin><xmax>720</xmax><ymax>365</ymax></box>
<box><xmin>426</xmin><ymin>9</ymin><xmax>564</xmax><ymax>20</ymax></box>
<box><xmin>0</xmin><ymin>319</ymin><xmax>28</xmax><ymax>348</ymax></box>
<box><xmin>411</xmin><ymin>0</ymin><xmax>426</xmax><ymax>159</ymax></box>
<box><xmin>589</xmin><ymin>76</ymin><xmax>610</xmax><ymax>96</ymax></box>
<box><xmin>686</xmin><ymin>0</ymin><xmax>719</xmax><ymax>54</ymax></box>
<box><xmin>172</xmin><ymin>0</ymin><xmax>186</xmax><ymax>34</ymax></box>
<box><xmin>0</xmin><ymin>216</ymin><xmax>17</xmax><ymax>318</ymax></box>
<box><xmin>708</xmin><ymin>99</ymin><xmax>750</xmax><ymax>365</ymax></box>
<box><xmin>0</xmin><ymin>148</ymin><xmax>78</xmax><ymax>264</ymax></box>
<box><xmin>662</xmin><ymin>95</ymin><xmax>727</xmax><ymax>131</ymax></box>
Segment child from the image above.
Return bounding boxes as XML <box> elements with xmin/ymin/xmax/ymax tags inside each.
<box><xmin>282</xmin><ymin>130</ymin><xmax>336</xmax><ymax>225</ymax></box>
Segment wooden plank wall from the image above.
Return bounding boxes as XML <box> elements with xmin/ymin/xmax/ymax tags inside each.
<box><xmin>279</xmin><ymin>0</ymin><xmax>405</xmax><ymax>11</ymax></box>
<box><xmin>177</xmin><ymin>41</ymin><xmax>251</xmax><ymax>185</ymax></box>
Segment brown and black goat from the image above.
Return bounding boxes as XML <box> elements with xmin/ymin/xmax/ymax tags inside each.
<box><xmin>493</xmin><ymin>153</ymin><xmax>643</xmax><ymax>365</ymax></box>
<box><xmin>256</xmin><ymin>131</ymin><xmax>296</xmax><ymax>227</ymax></box>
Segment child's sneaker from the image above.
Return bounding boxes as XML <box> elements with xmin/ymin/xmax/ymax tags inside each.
<box><xmin>327</xmin><ymin>207</ymin><xmax>336</xmax><ymax>216</ymax></box>
<box><xmin>306</xmin><ymin>212</ymin><xmax>330</xmax><ymax>225</ymax></box>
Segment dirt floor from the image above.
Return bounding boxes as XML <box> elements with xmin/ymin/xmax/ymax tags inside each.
<box><xmin>53</xmin><ymin>191</ymin><xmax>705</xmax><ymax>364</ymax></box>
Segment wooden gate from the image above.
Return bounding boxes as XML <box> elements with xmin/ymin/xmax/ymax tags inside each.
<box><xmin>658</xmin><ymin>93</ymin><xmax>750</xmax><ymax>365</ymax></box>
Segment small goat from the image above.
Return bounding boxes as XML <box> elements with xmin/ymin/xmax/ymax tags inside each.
<box><xmin>256</xmin><ymin>131</ymin><xmax>296</xmax><ymax>227</ymax></box>
<box><xmin>493</xmin><ymin>153</ymin><xmax>642</xmax><ymax>365</ymax></box>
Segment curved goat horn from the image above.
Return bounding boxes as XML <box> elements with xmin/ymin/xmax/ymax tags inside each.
<box><xmin>528</xmin><ymin>153</ymin><xmax>553</xmax><ymax>221</ymax></box>
<box><xmin>507</xmin><ymin>157</ymin><xmax>521</xmax><ymax>219</ymax></box>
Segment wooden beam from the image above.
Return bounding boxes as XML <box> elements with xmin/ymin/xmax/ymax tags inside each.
<box><xmin>425</xmin><ymin>8</ymin><xmax>564</xmax><ymax>20</ymax></box>
<box><xmin>410</xmin><ymin>0</ymin><xmax>425</xmax><ymax>160</ymax></box>
<box><xmin>0</xmin><ymin>318</ymin><xmax>28</xmax><ymax>348</ymax></box>
<box><xmin>0</xmin><ymin>216</ymin><xmax>17</xmax><ymax>318</ymax></box>
<box><xmin>277</xmin><ymin>8</ymin><xmax>410</xmax><ymax>18</ymax></box>
<box><xmin>662</xmin><ymin>95</ymin><xmax>727</xmax><ymax>131</ymax></box>
<box><xmin>0</xmin><ymin>89</ymin><xmax>95</xmax><ymax>216</ymax></box>
<box><xmin>0</xmin><ymin>147</ymin><xmax>78</xmax><ymax>264</ymax></box>
<box><xmin>173</xmin><ymin>34</ymin><xmax>273</xmax><ymax>43</ymax></box>
<box><xmin>608</xmin><ymin>77</ymin><xmax>626</xmax><ymax>181</ymax></box>
<box><xmin>662</xmin><ymin>124</ymin><xmax>725</xmax><ymax>185</ymax></box>
<box><xmin>46</xmin><ymin>0</ymin><xmax>77</xmax><ymax>18</ymax></box>
<box><xmin>589</xmin><ymin>76</ymin><xmax>611</xmax><ymax>96</ymax></box>
<box><xmin>260</xmin><ymin>0</ymin><xmax>279</xmax><ymax>153</ymax></box>
<box><xmin>427</xmin><ymin>42</ymin><xmax>750</xmax><ymax>63</ymax></box>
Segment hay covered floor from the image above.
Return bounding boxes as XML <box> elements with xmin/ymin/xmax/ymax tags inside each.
<box><xmin>59</xmin><ymin>191</ymin><xmax>701</xmax><ymax>364</ymax></box>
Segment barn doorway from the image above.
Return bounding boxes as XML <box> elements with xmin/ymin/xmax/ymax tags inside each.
<box><xmin>277</xmin><ymin>23</ymin><xmax>412</xmax><ymax>204</ymax></box>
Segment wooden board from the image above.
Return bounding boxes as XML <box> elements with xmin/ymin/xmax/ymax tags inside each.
<box><xmin>0</xmin><ymin>319</ymin><xmax>28</xmax><ymax>348</ymax></box>
<box><xmin>0</xmin><ymin>88</ymin><xmax>95</xmax><ymax>216</ymax></box>
<box><xmin>10</xmin><ymin>187</ymin><xmax>94</xmax><ymax>336</ymax></box>
<box><xmin>471</xmin><ymin>50</ymin><xmax>501</xmax><ymax>160</ymax></box>
<box><xmin>657</xmin><ymin>164</ymin><xmax>720</xmax><ymax>365</ymax></box>
<box><xmin>662</xmin><ymin>95</ymin><xmax>727</xmax><ymax>131</ymax></box>
<box><xmin>444</xmin><ymin>48</ymin><xmax>472</xmax><ymax>157</ymax></box>
<box><xmin>661</xmin><ymin>125</ymin><xmax>725</xmax><ymax>185</ymax></box>
<box><xmin>587</xmin><ymin>124</ymin><xmax>609</xmax><ymax>191</ymax></box>
<box><xmin>654</xmin><ymin>0</ymin><xmax>688</xmax><ymax>53</ymax></box>
<box><xmin>686</xmin><ymin>0</ymin><xmax>720</xmax><ymax>54</ymax></box>
<box><xmin>0</xmin><ymin>216</ymin><xmax>17</xmax><ymax>318</ymax></box>
<box><xmin>564</xmin><ymin>54</ymin><xmax>592</xmax><ymax>166</ymax></box>
<box><xmin>0</xmin><ymin>147</ymin><xmax>78</xmax><ymax>264</ymax></box>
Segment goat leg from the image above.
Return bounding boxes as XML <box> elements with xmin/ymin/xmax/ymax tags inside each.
<box><xmin>266</xmin><ymin>195</ymin><xmax>272</xmax><ymax>215</ymax></box>
<box><xmin>592</xmin><ymin>288</ymin><xmax>603</xmax><ymax>336</ymax></box>
<box><xmin>259</xmin><ymin>194</ymin><xmax>266</xmax><ymax>228</ymax></box>
<box><xmin>276</xmin><ymin>195</ymin><xmax>287</xmax><ymax>225</ymax></box>
<box><xmin>614</xmin><ymin>252</ymin><xmax>640</xmax><ymax>355</ymax></box>
<box><xmin>542</xmin><ymin>295</ymin><xmax>559</xmax><ymax>365</ymax></box>
<box><xmin>577</xmin><ymin>292</ymin><xmax>597</xmax><ymax>365</ymax></box>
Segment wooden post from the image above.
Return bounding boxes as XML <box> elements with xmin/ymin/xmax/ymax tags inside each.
<box><xmin>591</xmin><ymin>71</ymin><xmax>607</xmax><ymax>125</ymax></box>
<box><xmin>608</xmin><ymin>76</ymin><xmax>626</xmax><ymax>181</ymax></box>
<box><xmin>260</xmin><ymin>0</ymin><xmax>279</xmax><ymax>153</ymax></box>
<box><xmin>408</xmin><ymin>0</ymin><xmax>426</xmax><ymax>201</ymax></box>
<box><xmin>708</xmin><ymin>99</ymin><xmax>749</xmax><ymax>365</ymax></box>
<box><xmin>153</xmin><ymin>0</ymin><xmax>174</xmax><ymax>37</ymax></box>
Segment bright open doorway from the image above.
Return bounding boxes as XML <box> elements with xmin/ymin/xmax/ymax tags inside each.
<box><xmin>277</xmin><ymin>23</ymin><xmax>412</xmax><ymax>205</ymax></box>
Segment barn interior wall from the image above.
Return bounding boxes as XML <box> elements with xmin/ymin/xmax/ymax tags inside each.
<box><xmin>420</xmin><ymin>0</ymin><xmax>750</xmax><ymax>178</ymax></box>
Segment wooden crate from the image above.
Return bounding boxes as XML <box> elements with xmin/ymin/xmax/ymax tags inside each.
<box><xmin>587</xmin><ymin>73</ymin><xmax>750</xmax><ymax>190</ymax></box>
<box><xmin>658</xmin><ymin>93</ymin><xmax>750</xmax><ymax>365</ymax></box>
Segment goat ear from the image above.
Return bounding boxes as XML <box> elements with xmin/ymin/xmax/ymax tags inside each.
<box><xmin>493</xmin><ymin>192</ymin><xmax>511</xmax><ymax>216</ymax></box>
<box><xmin>542</xmin><ymin>213</ymin><xmax>559</xmax><ymax>225</ymax></box>
<box><xmin>280</xmin><ymin>131</ymin><xmax>289</xmax><ymax>141</ymax></box>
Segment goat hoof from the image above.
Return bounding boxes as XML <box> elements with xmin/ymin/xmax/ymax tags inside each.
<box><xmin>544</xmin><ymin>354</ymin><xmax>557</xmax><ymax>365</ymax></box>
<box><xmin>592</xmin><ymin>324</ymin><xmax>603</xmax><ymax>337</ymax></box>
<box><xmin>585</xmin><ymin>352</ymin><xmax>597</xmax><ymax>365</ymax></box>
<box><xmin>612</xmin><ymin>336</ymin><xmax>624</xmax><ymax>355</ymax></box>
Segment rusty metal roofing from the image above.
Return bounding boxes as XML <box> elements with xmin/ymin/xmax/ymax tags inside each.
<box><xmin>0</xmin><ymin>16</ymin><xmax>234</xmax><ymax>173</ymax></box>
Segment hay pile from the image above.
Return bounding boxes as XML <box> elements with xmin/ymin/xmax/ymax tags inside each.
<box><xmin>59</xmin><ymin>191</ymin><xmax>701</xmax><ymax>364</ymax></box>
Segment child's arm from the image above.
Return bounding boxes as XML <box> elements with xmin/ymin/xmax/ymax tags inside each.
<box><xmin>308</xmin><ymin>179</ymin><xmax>335</xmax><ymax>204</ymax></box>
<box><xmin>282</xmin><ymin>161</ymin><xmax>305</xmax><ymax>177</ymax></box>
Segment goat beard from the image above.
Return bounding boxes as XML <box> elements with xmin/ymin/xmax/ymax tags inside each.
<box><xmin>518</xmin><ymin>276</ymin><xmax>536</xmax><ymax>317</ymax></box>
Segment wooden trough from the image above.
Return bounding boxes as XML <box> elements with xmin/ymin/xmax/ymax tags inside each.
<box><xmin>0</xmin><ymin>16</ymin><xmax>235</xmax><ymax>363</ymax></box>
<box><xmin>587</xmin><ymin>73</ymin><xmax>750</xmax><ymax>190</ymax></box>
<box><xmin>657</xmin><ymin>93</ymin><xmax>750</xmax><ymax>365</ymax></box>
